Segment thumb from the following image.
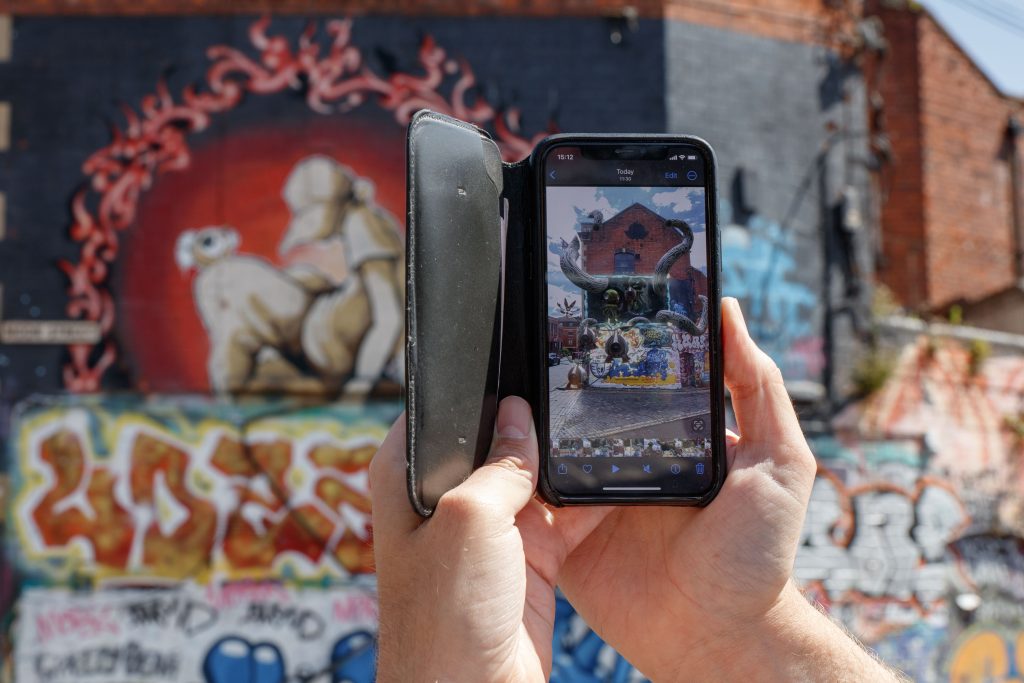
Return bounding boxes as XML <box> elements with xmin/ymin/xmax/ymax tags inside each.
<box><xmin>722</xmin><ymin>297</ymin><xmax>815</xmax><ymax>488</ymax></box>
<box><xmin>433</xmin><ymin>397</ymin><xmax>539</xmax><ymax>524</ymax></box>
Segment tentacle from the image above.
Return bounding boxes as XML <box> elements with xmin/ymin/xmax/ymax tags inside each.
<box><xmin>623</xmin><ymin>316</ymin><xmax>652</xmax><ymax>328</ymax></box>
<box><xmin>652</xmin><ymin>220</ymin><xmax>695</xmax><ymax>293</ymax></box>
<box><xmin>655</xmin><ymin>294</ymin><xmax>708</xmax><ymax>335</ymax></box>
<box><xmin>560</xmin><ymin>237</ymin><xmax>609</xmax><ymax>293</ymax></box>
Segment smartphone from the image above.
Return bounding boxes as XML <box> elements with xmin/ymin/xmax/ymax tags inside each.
<box><xmin>533</xmin><ymin>136</ymin><xmax>726</xmax><ymax>505</ymax></box>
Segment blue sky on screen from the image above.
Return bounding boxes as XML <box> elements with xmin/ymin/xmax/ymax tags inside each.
<box><xmin>920</xmin><ymin>0</ymin><xmax>1024</xmax><ymax>98</ymax></box>
<box><xmin>545</xmin><ymin>185</ymin><xmax>707</xmax><ymax>316</ymax></box>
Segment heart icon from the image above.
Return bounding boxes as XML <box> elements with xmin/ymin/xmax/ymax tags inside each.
<box><xmin>582</xmin><ymin>464</ymin><xmax>593</xmax><ymax>474</ymax></box>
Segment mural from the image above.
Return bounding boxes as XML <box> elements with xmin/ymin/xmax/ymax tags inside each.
<box><xmin>174</xmin><ymin>155</ymin><xmax>403</xmax><ymax>396</ymax></box>
<box><xmin>0</xmin><ymin>9</ymin><xmax>1021</xmax><ymax>683</ymax></box>
<box><xmin>0</xmin><ymin>15</ymin><xmax>663</xmax><ymax>681</ymax></box>
<box><xmin>52</xmin><ymin>17</ymin><xmax>545</xmax><ymax>396</ymax></box>
<box><xmin>944</xmin><ymin>627</ymin><xmax>1024</xmax><ymax>683</ymax></box>
<box><xmin>797</xmin><ymin>337</ymin><xmax>1024</xmax><ymax>680</ymax></box>
<box><xmin>14</xmin><ymin>584</ymin><xmax>379</xmax><ymax>683</ymax></box>
<box><xmin>8</xmin><ymin>396</ymin><xmax>402</xmax><ymax>583</ymax></box>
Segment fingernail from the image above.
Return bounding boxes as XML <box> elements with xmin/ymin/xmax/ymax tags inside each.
<box><xmin>496</xmin><ymin>398</ymin><xmax>532</xmax><ymax>439</ymax></box>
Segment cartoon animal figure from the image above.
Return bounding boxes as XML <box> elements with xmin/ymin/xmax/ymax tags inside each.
<box><xmin>279</xmin><ymin>155</ymin><xmax>404</xmax><ymax>394</ymax></box>
<box><xmin>176</xmin><ymin>226</ymin><xmax>319</xmax><ymax>393</ymax></box>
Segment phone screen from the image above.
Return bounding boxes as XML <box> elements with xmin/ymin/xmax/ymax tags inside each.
<box><xmin>541</xmin><ymin>142</ymin><xmax>716</xmax><ymax>499</ymax></box>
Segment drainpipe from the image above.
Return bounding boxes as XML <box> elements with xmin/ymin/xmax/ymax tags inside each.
<box><xmin>1009</xmin><ymin>115</ymin><xmax>1023</xmax><ymax>281</ymax></box>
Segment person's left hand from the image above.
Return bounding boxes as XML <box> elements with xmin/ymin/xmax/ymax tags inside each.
<box><xmin>369</xmin><ymin>397</ymin><xmax>609</xmax><ymax>682</ymax></box>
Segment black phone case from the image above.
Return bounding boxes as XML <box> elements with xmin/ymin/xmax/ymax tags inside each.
<box><xmin>406</xmin><ymin>109</ymin><xmax>726</xmax><ymax>516</ymax></box>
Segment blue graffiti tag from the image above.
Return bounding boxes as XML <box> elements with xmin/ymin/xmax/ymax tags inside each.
<box><xmin>719</xmin><ymin>199</ymin><xmax>821</xmax><ymax>382</ymax></box>
<box><xmin>203</xmin><ymin>636</ymin><xmax>285</xmax><ymax>683</ymax></box>
<box><xmin>330</xmin><ymin>630</ymin><xmax>377</xmax><ymax>683</ymax></box>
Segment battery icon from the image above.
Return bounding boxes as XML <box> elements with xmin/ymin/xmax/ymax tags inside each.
<box><xmin>687</xmin><ymin>155</ymin><xmax>697</xmax><ymax>160</ymax></box>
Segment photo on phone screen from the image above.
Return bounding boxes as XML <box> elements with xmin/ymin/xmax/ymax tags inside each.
<box><xmin>541</xmin><ymin>143</ymin><xmax>716</xmax><ymax>499</ymax></box>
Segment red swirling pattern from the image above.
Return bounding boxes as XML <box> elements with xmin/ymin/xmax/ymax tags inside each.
<box><xmin>61</xmin><ymin>17</ymin><xmax>549</xmax><ymax>391</ymax></box>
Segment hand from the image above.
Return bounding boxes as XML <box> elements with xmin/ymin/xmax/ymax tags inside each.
<box><xmin>369</xmin><ymin>398</ymin><xmax>609</xmax><ymax>682</ymax></box>
<box><xmin>554</xmin><ymin>298</ymin><xmax>901</xmax><ymax>681</ymax></box>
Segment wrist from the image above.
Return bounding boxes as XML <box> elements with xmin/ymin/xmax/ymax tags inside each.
<box><xmin>665</xmin><ymin>583</ymin><xmax>899</xmax><ymax>682</ymax></box>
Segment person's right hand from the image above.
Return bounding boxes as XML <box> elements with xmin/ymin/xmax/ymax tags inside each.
<box><xmin>552</xmin><ymin>298</ymin><xmax>901</xmax><ymax>681</ymax></box>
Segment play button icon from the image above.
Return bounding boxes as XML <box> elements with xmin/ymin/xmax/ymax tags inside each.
<box><xmin>611</xmin><ymin>464</ymin><xmax>620</xmax><ymax>473</ymax></box>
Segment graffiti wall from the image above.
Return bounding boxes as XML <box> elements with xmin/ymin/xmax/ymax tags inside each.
<box><xmin>15</xmin><ymin>583</ymin><xmax>379</xmax><ymax>683</ymax></box>
<box><xmin>666</xmin><ymin>19</ymin><xmax>874</xmax><ymax>388</ymax></box>
<box><xmin>0</xmin><ymin>8</ymin><xmax>1021</xmax><ymax>683</ymax></box>
<box><xmin>7</xmin><ymin>397</ymin><xmax>401</xmax><ymax>585</ymax></box>
<box><xmin>799</xmin><ymin>334</ymin><xmax>1024</xmax><ymax>680</ymax></box>
<box><xmin>0</xmin><ymin>12</ymin><xmax>667</xmax><ymax>682</ymax></box>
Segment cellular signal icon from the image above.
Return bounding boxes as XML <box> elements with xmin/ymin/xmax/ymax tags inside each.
<box><xmin>668</xmin><ymin>154</ymin><xmax>680</xmax><ymax>160</ymax></box>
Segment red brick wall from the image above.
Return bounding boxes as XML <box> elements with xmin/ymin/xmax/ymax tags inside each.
<box><xmin>666</xmin><ymin>0</ymin><xmax>858</xmax><ymax>47</ymax></box>
<box><xmin>918</xmin><ymin>16</ymin><xmax>1020</xmax><ymax>308</ymax></box>
<box><xmin>581</xmin><ymin>203</ymin><xmax>692</xmax><ymax>278</ymax></box>
<box><xmin>872</xmin><ymin>4</ymin><xmax>1023</xmax><ymax>311</ymax></box>
<box><xmin>870</xmin><ymin>3</ymin><xmax>928</xmax><ymax>310</ymax></box>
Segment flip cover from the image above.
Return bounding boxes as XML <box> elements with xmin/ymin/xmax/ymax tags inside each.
<box><xmin>407</xmin><ymin>112</ymin><xmax>500</xmax><ymax>516</ymax></box>
<box><xmin>406</xmin><ymin>110</ymin><xmax>723</xmax><ymax>516</ymax></box>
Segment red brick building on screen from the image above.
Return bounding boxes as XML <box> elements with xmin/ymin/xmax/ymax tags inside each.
<box><xmin>578</xmin><ymin>203</ymin><xmax>708</xmax><ymax>315</ymax></box>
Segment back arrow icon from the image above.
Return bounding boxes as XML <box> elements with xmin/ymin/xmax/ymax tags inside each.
<box><xmin>549</xmin><ymin>170</ymin><xmax>557</xmax><ymax>180</ymax></box>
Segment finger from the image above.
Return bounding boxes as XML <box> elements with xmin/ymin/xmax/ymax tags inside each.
<box><xmin>434</xmin><ymin>396</ymin><xmax>540</xmax><ymax>524</ymax></box>
<box><xmin>722</xmin><ymin>298</ymin><xmax>806</xmax><ymax>454</ymax></box>
<box><xmin>368</xmin><ymin>412</ymin><xmax>422</xmax><ymax>537</ymax></box>
<box><xmin>722</xmin><ymin>298</ymin><xmax>815</xmax><ymax>489</ymax></box>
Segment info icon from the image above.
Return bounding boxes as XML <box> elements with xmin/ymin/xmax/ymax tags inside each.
<box><xmin>670</xmin><ymin>463</ymin><xmax>681</xmax><ymax>475</ymax></box>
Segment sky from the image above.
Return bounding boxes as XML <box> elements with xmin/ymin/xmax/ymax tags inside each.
<box><xmin>919</xmin><ymin>0</ymin><xmax>1024</xmax><ymax>98</ymax></box>
<box><xmin>545</xmin><ymin>185</ymin><xmax>707</xmax><ymax>316</ymax></box>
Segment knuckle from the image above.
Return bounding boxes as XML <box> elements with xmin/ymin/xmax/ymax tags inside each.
<box><xmin>796</xmin><ymin>445</ymin><xmax>819</xmax><ymax>481</ymax></box>
<box><xmin>434</xmin><ymin>488</ymin><xmax>492</xmax><ymax>525</ymax></box>
<box><xmin>757</xmin><ymin>351</ymin><xmax>786</xmax><ymax>387</ymax></box>
<box><xmin>489</xmin><ymin>455</ymin><xmax>536</xmax><ymax>490</ymax></box>
<box><xmin>490</xmin><ymin>438</ymin><xmax>534</xmax><ymax>470</ymax></box>
<box><xmin>781</xmin><ymin>441</ymin><xmax>819</xmax><ymax>492</ymax></box>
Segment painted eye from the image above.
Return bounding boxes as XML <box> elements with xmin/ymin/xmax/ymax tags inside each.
<box><xmin>200</xmin><ymin>234</ymin><xmax>217</xmax><ymax>249</ymax></box>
